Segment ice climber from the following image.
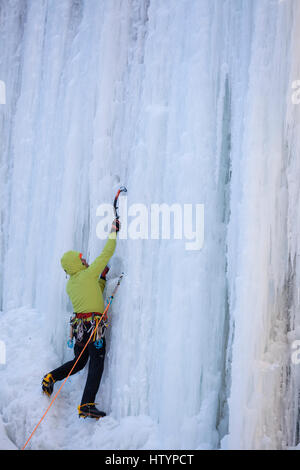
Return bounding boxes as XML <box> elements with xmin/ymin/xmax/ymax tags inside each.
<box><xmin>42</xmin><ymin>218</ymin><xmax>120</xmax><ymax>419</ymax></box>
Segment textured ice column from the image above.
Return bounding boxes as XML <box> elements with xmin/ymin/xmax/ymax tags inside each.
<box><xmin>96</xmin><ymin>0</ymin><xmax>234</xmax><ymax>449</ymax></box>
<box><xmin>0</xmin><ymin>1</ymin><xmax>28</xmax><ymax>310</ymax></box>
<box><xmin>282</xmin><ymin>0</ymin><xmax>300</xmax><ymax>449</ymax></box>
<box><xmin>225</xmin><ymin>0</ymin><xmax>295</xmax><ymax>450</ymax></box>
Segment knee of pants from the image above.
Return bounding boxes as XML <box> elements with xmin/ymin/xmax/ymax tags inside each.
<box><xmin>74</xmin><ymin>345</ymin><xmax>89</xmax><ymax>370</ymax></box>
<box><xmin>77</xmin><ymin>356</ymin><xmax>89</xmax><ymax>370</ymax></box>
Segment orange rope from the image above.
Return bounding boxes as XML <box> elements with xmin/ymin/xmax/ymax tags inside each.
<box><xmin>22</xmin><ymin>303</ymin><xmax>111</xmax><ymax>450</ymax></box>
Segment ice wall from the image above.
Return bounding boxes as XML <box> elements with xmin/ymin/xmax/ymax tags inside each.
<box><xmin>225</xmin><ymin>0</ymin><xmax>298</xmax><ymax>450</ymax></box>
<box><xmin>0</xmin><ymin>0</ymin><xmax>300</xmax><ymax>450</ymax></box>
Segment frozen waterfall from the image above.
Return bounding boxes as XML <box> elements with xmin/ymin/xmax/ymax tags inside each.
<box><xmin>0</xmin><ymin>0</ymin><xmax>300</xmax><ymax>450</ymax></box>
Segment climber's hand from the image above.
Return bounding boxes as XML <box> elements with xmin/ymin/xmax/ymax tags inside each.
<box><xmin>111</xmin><ymin>218</ymin><xmax>120</xmax><ymax>233</ymax></box>
<box><xmin>100</xmin><ymin>265</ymin><xmax>110</xmax><ymax>280</ymax></box>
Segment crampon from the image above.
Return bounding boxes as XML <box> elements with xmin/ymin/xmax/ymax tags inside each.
<box><xmin>42</xmin><ymin>373</ymin><xmax>55</xmax><ymax>397</ymax></box>
<box><xmin>77</xmin><ymin>403</ymin><xmax>106</xmax><ymax>420</ymax></box>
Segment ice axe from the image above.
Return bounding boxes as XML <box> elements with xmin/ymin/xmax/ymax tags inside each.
<box><xmin>113</xmin><ymin>186</ymin><xmax>127</xmax><ymax>221</ymax></box>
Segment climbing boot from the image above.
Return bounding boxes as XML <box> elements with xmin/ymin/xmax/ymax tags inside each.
<box><xmin>77</xmin><ymin>403</ymin><xmax>106</xmax><ymax>420</ymax></box>
<box><xmin>42</xmin><ymin>373</ymin><xmax>55</xmax><ymax>397</ymax></box>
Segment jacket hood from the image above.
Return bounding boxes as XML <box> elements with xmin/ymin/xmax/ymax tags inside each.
<box><xmin>61</xmin><ymin>250</ymin><xmax>87</xmax><ymax>275</ymax></box>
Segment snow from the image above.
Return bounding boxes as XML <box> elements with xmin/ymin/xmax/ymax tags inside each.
<box><xmin>0</xmin><ymin>0</ymin><xmax>300</xmax><ymax>450</ymax></box>
<box><xmin>0</xmin><ymin>415</ymin><xmax>17</xmax><ymax>450</ymax></box>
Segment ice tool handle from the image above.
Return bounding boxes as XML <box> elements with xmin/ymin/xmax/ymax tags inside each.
<box><xmin>109</xmin><ymin>272</ymin><xmax>125</xmax><ymax>301</ymax></box>
<box><xmin>114</xmin><ymin>186</ymin><xmax>127</xmax><ymax>220</ymax></box>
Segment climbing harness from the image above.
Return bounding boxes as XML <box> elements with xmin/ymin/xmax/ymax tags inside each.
<box><xmin>68</xmin><ymin>311</ymin><xmax>108</xmax><ymax>349</ymax></box>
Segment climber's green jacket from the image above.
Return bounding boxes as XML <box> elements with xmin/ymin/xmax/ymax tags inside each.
<box><xmin>61</xmin><ymin>232</ymin><xmax>117</xmax><ymax>313</ymax></box>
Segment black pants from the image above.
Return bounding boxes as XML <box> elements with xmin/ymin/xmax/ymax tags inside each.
<box><xmin>50</xmin><ymin>327</ymin><xmax>106</xmax><ymax>406</ymax></box>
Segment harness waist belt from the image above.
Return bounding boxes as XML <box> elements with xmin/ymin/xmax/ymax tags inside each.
<box><xmin>75</xmin><ymin>312</ymin><xmax>102</xmax><ymax>320</ymax></box>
